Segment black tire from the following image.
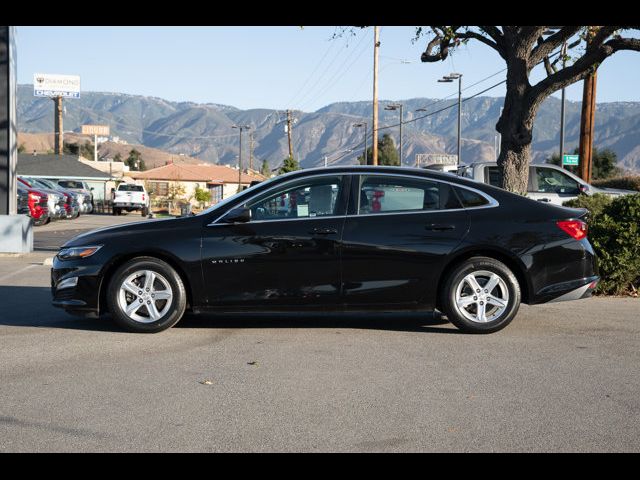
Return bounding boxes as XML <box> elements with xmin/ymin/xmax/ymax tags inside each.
<box><xmin>106</xmin><ymin>257</ymin><xmax>187</xmax><ymax>333</ymax></box>
<box><xmin>141</xmin><ymin>206</ymin><xmax>149</xmax><ymax>217</ymax></box>
<box><xmin>33</xmin><ymin>216</ymin><xmax>47</xmax><ymax>227</ymax></box>
<box><xmin>440</xmin><ymin>256</ymin><xmax>521</xmax><ymax>334</ymax></box>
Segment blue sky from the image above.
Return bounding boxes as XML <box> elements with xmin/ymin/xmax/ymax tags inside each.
<box><xmin>16</xmin><ymin>26</ymin><xmax>640</xmax><ymax>111</ymax></box>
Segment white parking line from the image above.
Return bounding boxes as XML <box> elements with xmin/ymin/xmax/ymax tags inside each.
<box><xmin>0</xmin><ymin>264</ymin><xmax>40</xmax><ymax>283</ymax></box>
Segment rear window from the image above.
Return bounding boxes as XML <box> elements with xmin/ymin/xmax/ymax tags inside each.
<box><xmin>485</xmin><ymin>167</ymin><xmax>501</xmax><ymax>187</ymax></box>
<box><xmin>118</xmin><ymin>184</ymin><xmax>144</xmax><ymax>192</ymax></box>
<box><xmin>58</xmin><ymin>180</ymin><xmax>84</xmax><ymax>189</ymax></box>
<box><xmin>455</xmin><ymin>187</ymin><xmax>489</xmax><ymax>208</ymax></box>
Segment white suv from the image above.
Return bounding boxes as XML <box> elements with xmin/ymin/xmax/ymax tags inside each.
<box><xmin>457</xmin><ymin>162</ymin><xmax>635</xmax><ymax>206</ymax></box>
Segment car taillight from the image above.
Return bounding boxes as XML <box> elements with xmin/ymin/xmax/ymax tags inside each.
<box><xmin>142</xmin><ymin>193</ymin><xmax>145</xmax><ymax>201</ymax></box>
<box><xmin>556</xmin><ymin>219</ymin><xmax>588</xmax><ymax>240</ymax></box>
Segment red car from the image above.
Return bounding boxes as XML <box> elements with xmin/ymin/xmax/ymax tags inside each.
<box><xmin>17</xmin><ymin>182</ymin><xmax>50</xmax><ymax>226</ymax></box>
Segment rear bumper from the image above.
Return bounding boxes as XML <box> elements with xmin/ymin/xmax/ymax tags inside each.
<box><xmin>543</xmin><ymin>276</ymin><xmax>599</xmax><ymax>303</ymax></box>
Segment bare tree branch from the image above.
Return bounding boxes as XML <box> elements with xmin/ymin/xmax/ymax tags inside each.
<box><xmin>478</xmin><ymin>26</ymin><xmax>503</xmax><ymax>44</ymax></box>
<box><xmin>529</xmin><ymin>35</ymin><xmax>640</xmax><ymax>105</ymax></box>
<box><xmin>530</xmin><ymin>26</ymin><xmax>582</xmax><ymax>65</ymax></box>
<box><xmin>456</xmin><ymin>29</ymin><xmax>501</xmax><ymax>54</ymax></box>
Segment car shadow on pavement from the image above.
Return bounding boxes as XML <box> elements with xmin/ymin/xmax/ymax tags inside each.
<box><xmin>0</xmin><ymin>286</ymin><xmax>460</xmax><ymax>334</ymax></box>
<box><xmin>177</xmin><ymin>311</ymin><xmax>459</xmax><ymax>334</ymax></box>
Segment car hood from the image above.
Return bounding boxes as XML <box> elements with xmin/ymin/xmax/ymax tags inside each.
<box><xmin>62</xmin><ymin>216</ymin><xmax>197</xmax><ymax>248</ymax></box>
<box><xmin>591</xmin><ymin>186</ymin><xmax>637</xmax><ymax>196</ymax></box>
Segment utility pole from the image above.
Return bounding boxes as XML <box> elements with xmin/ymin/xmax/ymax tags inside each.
<box><xmin>578</xmin><ymin>27</ymin><xmax>600</xmax><ymax>183</ymax></box>
<box><xmin>372</xmin><ymin>26</ymin><xmax>380</xmax><ymax>166</ymax></box>
<box><xmin>53</xmin><ymin>96</ymin><xmax>63</xmax><ymax>155</ymax></box>
<box><xmin>286</xmin><ymin>110</ymin><xmax>294</xmax><ymax>160</ymax></box>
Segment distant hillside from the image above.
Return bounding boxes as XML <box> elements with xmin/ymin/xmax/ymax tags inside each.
<box><xmin>17</xmin><ymin>85</ymin><xmax>640</xmax><ymax>172</ymax></box>
<box><xmin>17</xmin><ymin>132</ymin><xmax>202</xmax><ymax>170</ymax></box>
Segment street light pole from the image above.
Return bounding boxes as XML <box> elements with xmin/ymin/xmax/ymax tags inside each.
<box><xmin>438</xmin><ymin>73</ymin><xmax>462</xmax><ymax>166</ymax></box>
<box><xmin>353</xmin><ymin>122</ymin><xmax>368</xmax><ymax>164</ymax></box>
<box><xmin>232</xmin><ymin>125</ymin><xmax>251</xmax><ymax>189</ymax></box>
<box><xmin>384</xmin><ymin>103</ymin><xmax>403</xmax><ymax>164</ymax></box>
<box><xmin>559</xmin><ymin>41</ymin><xmax>567</xmax><ymax>166</ymax></box>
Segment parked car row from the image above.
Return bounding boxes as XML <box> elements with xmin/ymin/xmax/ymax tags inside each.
<box><xmin>17</xmin><ymin>177</ymin><xmax>95</xmax><ymax>226</ymax></box>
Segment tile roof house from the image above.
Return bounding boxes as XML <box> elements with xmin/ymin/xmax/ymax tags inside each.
<box><xmin>129</xmin><ymin>163</ymin><xmax>267</xmax><ymax>205</ymax></box>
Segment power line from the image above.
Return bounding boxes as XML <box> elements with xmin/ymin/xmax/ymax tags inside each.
<box><xmin>285</xmin><ymin>36</ymin><xmax>339</xmax><ymax>108</ymax></box>
<box><xmin>323</xmin><ymin>78</ymin><xmax>509</xmax><ymax>167</ymax></box>
<box><xmin>297</xmin><ymin>28</ymin><xmax>373</xmax><ymax>112</ymax></box>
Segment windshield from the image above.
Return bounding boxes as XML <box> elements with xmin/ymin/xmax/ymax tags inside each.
<box><xmin>58</xmin><ymin>180</ymin><xmax>85</xmax><ymax>189</ymax></box>
<box><xmin>34</xmin><ymin>178</ymin><xmax>61</xmax><ymax>190</ymax></box>
<box><xmin>27</xmin><ymin>178</ymin><xmax>56</xmax><ymax>190</ymax></box>
<box><xmin>197</xmin><ymin>177</ymin><xmax>278</xmax><ymax>216</ymax></box>
<box><xmin>118</xmin><ymin>184</ymin><xmax>144</xmax><ymax>192</ymax></box>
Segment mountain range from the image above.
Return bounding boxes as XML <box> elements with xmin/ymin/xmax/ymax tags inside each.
<box><xmin>17</xmin><ymin>85</ymin><xmax>640</xmax><ymax>173</ymax></box>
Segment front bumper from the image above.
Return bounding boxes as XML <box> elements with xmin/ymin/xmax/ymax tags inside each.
<box><xmin>51</xmin><ymin>257</ymin><xmax>102</xmax><ymax>317</ymax></box>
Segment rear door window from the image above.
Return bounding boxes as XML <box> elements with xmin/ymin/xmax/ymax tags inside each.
<box><xmin>357</xmin><ymin>175</ymin><xmax>461</xmax><ymax>214</ymax></box>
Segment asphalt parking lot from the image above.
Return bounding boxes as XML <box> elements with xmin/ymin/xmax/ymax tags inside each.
<box><xmin>0</xmin><ymin>214</ymin><xmax>638</xmax><ymax>452</ymax></box>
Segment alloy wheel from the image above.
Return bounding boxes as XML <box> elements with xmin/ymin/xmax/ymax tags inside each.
<box><xmin>117</xmin><ymin>270</ymin><xmax>173</xmax><ymax>323</ymax></box>
<box><xmin>454</xmin><ymin>270</ymin><xmax>509</xmax><ymax>323</ymax></box>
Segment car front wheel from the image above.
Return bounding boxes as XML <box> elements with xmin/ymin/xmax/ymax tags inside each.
<box><xmin>106</xmin><ymin>257</ymin><xmax>187</xmax><ymax>333</ymax></box>
<box><xmin>440</xmin><ymin>256</ymin><xmax>521</xmax><ymax>334</ymax></box>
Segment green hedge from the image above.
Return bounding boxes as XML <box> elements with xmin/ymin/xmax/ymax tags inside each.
<box><xmin>592</xmin><ymin>175</ymin><xmax>640</xmax><ymax>192</ymax></box>
<box><xmin>564</xmin><ymin>193</ymin><xmax>640</xmax><ymax>295</ymax></box>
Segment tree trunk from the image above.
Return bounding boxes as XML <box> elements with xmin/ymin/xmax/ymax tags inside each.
<box><xmin>496</xmin><ymin>50</ymin><xmax>537</xmax><ymax>195</ymax></box>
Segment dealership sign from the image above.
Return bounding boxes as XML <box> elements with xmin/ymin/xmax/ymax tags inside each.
<box><xmin>81</xmin><ymin>124</ymin><xmax>110</xmax><ymax>136</ymax></box>
<box><xmin>33</xmin><ymin>73</ymin><xmax>81</xmax><ymax>98</ymax></box>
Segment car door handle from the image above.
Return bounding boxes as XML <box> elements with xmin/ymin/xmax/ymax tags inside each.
<box><xmin>537</xmin><ymin>198</ymin><xmax>551</xmax><ymax>202</ymax></box>
<box><xmin>309</xmin><ymin>227</ymin><xmax>338</xmax><ymax>235</ymax></box>
<box><xmin>425</xmin><ymin>224</ymin><xmax>455</xmax><ymax>231</ymax></box>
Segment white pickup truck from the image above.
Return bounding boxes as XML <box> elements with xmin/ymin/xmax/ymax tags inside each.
<box><xmin>112</xmin><ymin>183</ymin><xmax>150</xmax><ymax>216</ymax></box>
<box><xmin>457</xmin><ymin>162</ymin><xmax>636</xmax><ymax>206</ymax></box>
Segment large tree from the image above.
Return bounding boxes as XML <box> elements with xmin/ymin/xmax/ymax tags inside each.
<box><xmin>416</xmin><ymin>26</ymin><xmax>640</xmax><ymax>193</ymax></box>
<box><xmin>358</xmin><ymin>133</ymin><xmax>400</xmax><ymax>166</ymax></box>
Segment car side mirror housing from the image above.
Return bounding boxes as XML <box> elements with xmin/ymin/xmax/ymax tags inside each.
<box><xmin>222</xmin><ymin>207</ymin><xmax>251</xmax><ymax>223</ymax></box>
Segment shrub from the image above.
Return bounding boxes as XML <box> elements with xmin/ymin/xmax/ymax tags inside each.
<box><xmin>564</xmin><ymin>193</ymin><xmax>640</xmax><ymax>295</ymax></box>
<box><xmin>563</xmin><ymin>193</ymin><xmax>613</xmax><ymax>222</ymax></box>
<box><xmin>592</xmin><ymin>175</ymin><xmax>640</xmax><ymax>193</ymax></box>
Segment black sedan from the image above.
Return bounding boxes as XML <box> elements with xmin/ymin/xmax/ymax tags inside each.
<box><xmin>51</xmin><ymin>166</ymin><xmax>599</xmax><ymax>334</ymax></box>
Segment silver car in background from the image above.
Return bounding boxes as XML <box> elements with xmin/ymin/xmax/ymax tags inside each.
<box><xmin>52</xmin><ymin>179</ymin><xmax>94</xmax><ymax>213</ymax></box>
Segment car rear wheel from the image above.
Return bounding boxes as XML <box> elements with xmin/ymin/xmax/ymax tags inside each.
<box><xmin>106</xmin><ymin>257</ymin><xmax>187</xmax><ymax>333</ymax></box>
<box><xmin>440</xmin><ymin>256</ymin><xmax>521</xmax><ymax>334</ymax></box>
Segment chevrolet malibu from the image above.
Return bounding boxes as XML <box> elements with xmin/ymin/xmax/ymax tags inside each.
<box><xmin>51</xmin><ymin>166</ymin><xmax>599</xmax><ymax>334</ymax></box>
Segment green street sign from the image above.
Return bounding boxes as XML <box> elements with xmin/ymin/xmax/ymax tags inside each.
<box><xmin>562</xmin><ymin>154</ymin><xmax>579</xmax><ymax>166</ymax></box>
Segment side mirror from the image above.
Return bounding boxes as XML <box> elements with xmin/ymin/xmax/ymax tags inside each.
<box><xmin>222</xmin><ymin>206</ymin><xmax>251</xmax><ymax>223</ymax></box>
<box><xmin>90</xmin><ymin>187</ymin><xmax>95</xmax><ymax>191</ymax></box>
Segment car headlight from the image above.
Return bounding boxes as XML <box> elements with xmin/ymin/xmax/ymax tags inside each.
<box><xmin>57</xmin><ymin>245</ymin><xmax>102</xmax><ymax>260</ymax></box>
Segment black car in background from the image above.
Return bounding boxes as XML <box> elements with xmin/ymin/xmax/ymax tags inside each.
<box><xmin>51</xmin><ymin>166</ymin><xmax>599</xmax><ymax>334</ymax></box>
